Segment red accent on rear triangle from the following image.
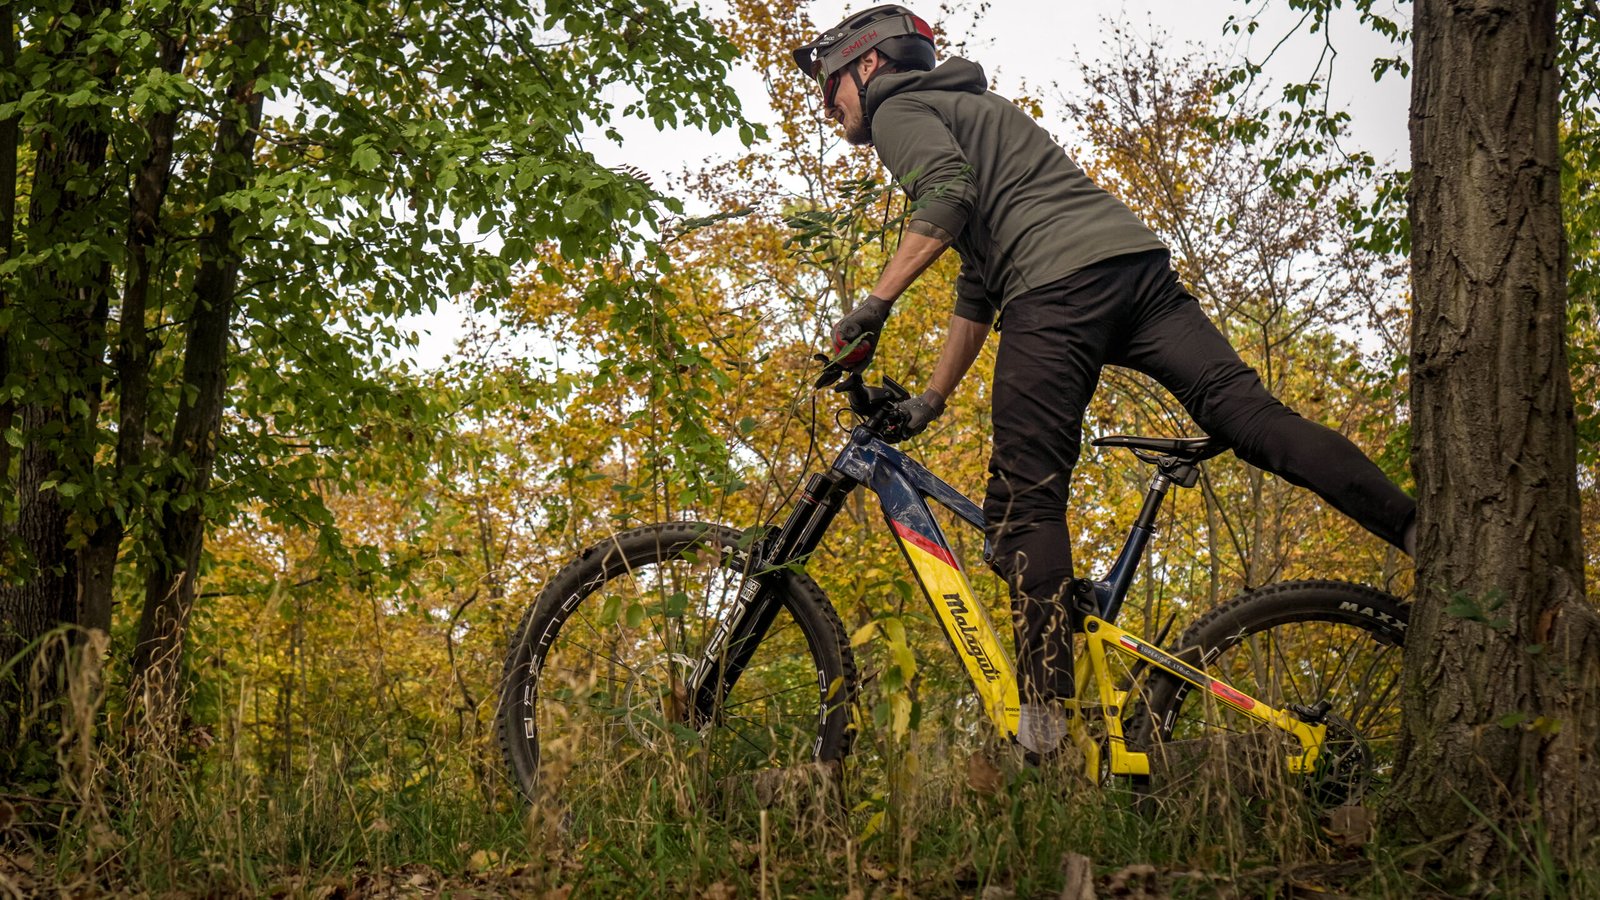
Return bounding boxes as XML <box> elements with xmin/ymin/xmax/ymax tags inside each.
<box><xmin>891</xmin><ymin>520</ymin><xmax>959</xmax><ymax>569</ymax></box>
<box><xmin>1208</xmin><ymin>681</ymin><xmax>1256</xmax><ymax>710</ymax></box>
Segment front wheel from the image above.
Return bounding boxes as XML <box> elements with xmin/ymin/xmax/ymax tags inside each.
<box><xmin>1128</xmin><ymin>580</ymin><xmax>1408</xmax><ymax>805</ymax></box>
<box><xmin>496</xmin><ymin>523</ymin><xmax>855</xmax><ymax>827</ymax></box>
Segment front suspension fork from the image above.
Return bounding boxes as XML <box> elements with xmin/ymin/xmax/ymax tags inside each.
<box><xmin>686</xmin><ymin>469</ymin><xmax>855</xmax><ymax>725</ymax></box>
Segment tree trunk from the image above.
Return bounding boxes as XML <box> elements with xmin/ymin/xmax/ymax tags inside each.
<box><xmin>130</xmin><ymin>0</ymin><xmax>273</xmax><ymax>720</ymax></box>
<box><xmin>79</xmin><ymin>26</ymin><xmax>188</xmax><ymax>637</ymax></box>
<box><xmin>0</xmin><ymin>0</ymin><xmax>118</xmax><ymax>760</ymax></box>
<box><xmin>0</xmin><ymin>1</ymin><xmax>19</xmax><ymax>490</ymax></box>
<box><xmin>1394</xmin><ymin>0</ymin><xmax>1600</xmax><ymax>879</ymax></box>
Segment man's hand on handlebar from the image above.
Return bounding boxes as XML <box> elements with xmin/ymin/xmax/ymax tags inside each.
<box><xmin>882</xmin><ymin>389</ymin><xmax>945</xmax><ymax>443</ymax></box>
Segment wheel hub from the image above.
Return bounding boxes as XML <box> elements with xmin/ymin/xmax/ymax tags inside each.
<box><xmin>622</xmin><ymin>653</ymin><xmax>700</xmax><ymax>749</ymax></box>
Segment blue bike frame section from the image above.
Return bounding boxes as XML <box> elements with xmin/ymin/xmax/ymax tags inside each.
<box><xmin>833</xmin><ymin>427</ymin><xmax>984</xmax><ymax>537</ymax></box>
<box><xmin>833</xmin><ymin>426</ymin><xmax>1160</xmax><ymax>622</ymax></box>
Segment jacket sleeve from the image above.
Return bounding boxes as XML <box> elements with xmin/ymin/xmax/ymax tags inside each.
<box><xmin>871</xmin><ymin>96</ymin><xmax>977</xmax><ymax>240</ymax></box>
<box><xmin>953</xmin><ymin>258</ymin><xmax>996</xmax><ymax>325</ymax></box>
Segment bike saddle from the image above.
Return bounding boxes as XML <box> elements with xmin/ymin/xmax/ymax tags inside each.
<box><xmin>1092</xmin><ymin>434</ymin><xmax>1228</xmax><ymax>465</ymax></box>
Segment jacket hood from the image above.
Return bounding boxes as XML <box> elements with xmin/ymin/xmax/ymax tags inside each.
<box><xmin>865</xmin><ymin>57</ymin><xmax>987</xmax><ymax>118</ymax></box>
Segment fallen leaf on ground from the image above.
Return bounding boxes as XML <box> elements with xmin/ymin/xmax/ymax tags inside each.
<box><xmin>1059</xmin><ymin>852</ymin><xmax>1096</xmax><ymax>900</ymax></box>
<box><xmin>1321</xmin><ymin>805</ymin><xmax>1375</xmax><ymax>852</ymax></box>
<box><xmin>467</xmin><ymin>849</ymin><xmax>499</xmax><ymax>872</ymax></box>
<box><xmin>966</xmin><ymin>751</ymin><xmax>1003</xmax><ymax>795</ymax></box>
<box><xmin>1105</xmin><ymin>863</ymin><xmax>1160</xmax><ymax>897</ymax></box>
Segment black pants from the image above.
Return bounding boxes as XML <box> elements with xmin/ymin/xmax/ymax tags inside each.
<box><xmin>982</xmin><ymin>250</ymin><xmax>1416</xmax><ymax>705</ymax></box>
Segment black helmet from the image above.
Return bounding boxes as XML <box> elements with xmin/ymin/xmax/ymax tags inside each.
<box><xmin>791</xmin><ymin>5</ymin><xmax>937</xmax><ymax>83</ymax></box>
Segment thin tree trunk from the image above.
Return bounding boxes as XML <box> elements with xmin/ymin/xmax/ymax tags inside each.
<box><xmin>1393</xmin><ymin>0</ymin><xmax>1600</xmax><ymax>878</ymax></box>
<box><xmin>79</xmin><ymin>26</ymin><xmax>187</xmax><ymax>637</ymax></box>
<box><xmin>130</xmin><ymin>0</ymin><xmax>273</xmax><ymax>719</ymax></box>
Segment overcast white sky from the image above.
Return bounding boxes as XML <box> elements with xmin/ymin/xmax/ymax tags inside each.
<box><xmin>404</xmin><ymin>0</ymin><xmax>1412</xmax><ymax>366</ymax></box>
<box><xmin>585</xmin><ymin>0</ymin><xmax>1412</xmax><ymax>184</ymax></box>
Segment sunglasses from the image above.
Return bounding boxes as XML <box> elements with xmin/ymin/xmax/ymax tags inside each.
<box><xmin>821</xmin><ymin>70</ymin><xmax>843</xmax><ymax>109</ymax></box>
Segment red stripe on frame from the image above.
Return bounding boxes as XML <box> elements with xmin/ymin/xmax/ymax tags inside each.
<box><xmin>891</xmin><ymin>520</ymin><xmax>960</xmax><ymax>570</ymax></box>
<box><xmin>1208</xmin><ymin>681</ymin><xmax>1256</xmax><ymax>711</ymax></box>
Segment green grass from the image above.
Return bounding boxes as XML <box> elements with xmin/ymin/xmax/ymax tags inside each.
<box><xmin>7</xmin><ymin>648</ymin><xmax>1597</xmax><ymax>899</ymax></box>
<box><xmin>0</xmin><ymin>726</ymin><xmax>1446</xmax><ymax>897</ymax></box>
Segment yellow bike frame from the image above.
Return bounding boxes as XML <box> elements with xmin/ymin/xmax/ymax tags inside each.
<box><xmin>851</xmin><ymin>432</ymin><xmax>1330</xmax><ymax>780</ymax></box>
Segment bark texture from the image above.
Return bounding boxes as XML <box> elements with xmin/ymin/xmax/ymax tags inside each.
<box><xmin>0</xmin><ymin>3</ymin><xmax>19</xmax><ymax>490</ymax></box>
<box><xmin>0</xmin><ymin>0</ymin><xmax>118</xmax><ymax>757</ymax></box>
<box><xmin>1396</xmin><ymin>0</ymin><xmax>1600</xmax><ymax>877</ymax></box>
<box><xmin>130</xmin><ymin>0</ymin><xmax>273</xmax><ymax>717</ymax></box>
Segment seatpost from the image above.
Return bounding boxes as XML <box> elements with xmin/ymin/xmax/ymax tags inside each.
<box><xmin>1098</xmin><ymin>471</ymin><xmax>1175</xmax><ymax>622</ymax></box>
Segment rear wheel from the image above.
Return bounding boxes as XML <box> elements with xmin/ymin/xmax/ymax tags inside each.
<box><xmin>496</xmin><ymin>523</ymin><xmax>855</xmax><ymax>829</ymax></box>
<box><xmin>1129</xmin><ymin>580</ymin><xmax>1407</xmax><ymax>805</ymax></box>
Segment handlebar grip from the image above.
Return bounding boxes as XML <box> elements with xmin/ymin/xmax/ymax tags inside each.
<box><xmin>834</xmin><ymin>338</ymin><xmax>873</xmax><ymax>367</ymax></box>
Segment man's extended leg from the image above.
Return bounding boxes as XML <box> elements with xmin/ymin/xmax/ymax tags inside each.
<box><xmin>1116</xmin><ymin>257</ymin><xmax>1416</xmax><ymax>548</ymax></box>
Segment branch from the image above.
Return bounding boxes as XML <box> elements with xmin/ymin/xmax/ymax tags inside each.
<box><xmin>196</xmin><ymin>549</ymin><xmax>464</xmax><ymax>598</ymax></box>
<box><xmin>445</xmin><ymin>588</ymin><xmax>480</xmax><ymax>713</ymax></box>
<box><xmin>1577</xmin><ymin>0</ymin><xmax>1600</xmax><ymax>58</ymax></box>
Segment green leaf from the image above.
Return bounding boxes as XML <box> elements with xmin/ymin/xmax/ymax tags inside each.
<box><xmin>623</xmin><ymin>602</ymin><xmax>646</xmax><ymax>629</ymax></box>
<box><xmin>1497</xmin><ymin>711</ymin><xmax>1530</xmax><ymax>729</ymax></box>
<box><xmin>1444</xmin><ymin>590</ymin><xmax>1508</xmax><ymax>629</ymax></box>
<box><xmin>351</xmin><ymin>145</ymin><xmax>382</xmax><ymax>172</ymax></box>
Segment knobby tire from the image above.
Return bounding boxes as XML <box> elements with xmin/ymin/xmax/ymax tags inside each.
<box><xmin>1128</xmin><ymin>579</ymin><xmax>1408</xmax><ymax>804</ymax></box>
<box><xmin>496</xmin><ymin>523</ymin><xmax>855</xmax><ymax>819</ymax></box>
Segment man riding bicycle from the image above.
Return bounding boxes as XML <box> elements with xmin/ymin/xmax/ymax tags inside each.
<box><xmin>791</xmin><ymin>5</ymin><xmax>1418</xmax><ymax>759</ymax></box>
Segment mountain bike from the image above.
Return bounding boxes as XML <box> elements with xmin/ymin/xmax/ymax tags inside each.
<box><xmin>496</xmin><ymin>372</ymin><xmax>1407</xmax><ymax>826</ymax></box>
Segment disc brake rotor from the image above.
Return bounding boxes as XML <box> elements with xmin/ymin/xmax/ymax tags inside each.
<box><xmin>622</xmin><ymin>653</ymin><xmax>700</xmax><ymax>749</ymax></box>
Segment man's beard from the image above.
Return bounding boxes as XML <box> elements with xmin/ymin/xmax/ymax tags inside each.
<box><xmin>844</xmin><ymin>114</ymin><xmax>872</xmax><ymax>146</ymax></box>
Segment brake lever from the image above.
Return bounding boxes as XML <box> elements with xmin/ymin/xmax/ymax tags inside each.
<box><xmin>833</xmin><ymin>372</ymin><xmax>874</xmax><ymax>416</ymax></box>
<box><xmin>812</xmin><ymin>353</ymin><xmax>846</xmax><ymax>388</ymax></box>
<box><xmin>810</xmin><ymin>357</ymin><xmax>910</xmax><ymax>423</ymax></box>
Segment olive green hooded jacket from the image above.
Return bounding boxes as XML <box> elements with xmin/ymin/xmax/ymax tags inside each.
<box><xmin>867</xmin><ymin>58</ymin><xmax>1165</xmax><ymax>324</ymax></box>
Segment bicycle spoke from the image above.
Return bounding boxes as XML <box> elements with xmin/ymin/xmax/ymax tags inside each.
<box><xmin>1138</xmin><ymin>586</ymin><xmax>1408</xmax><ymax>808</ymax></box>
<box><xmin>499</xmin><ymin>524</ymin><xmax>849</xmax><ymax>821</ymax></box>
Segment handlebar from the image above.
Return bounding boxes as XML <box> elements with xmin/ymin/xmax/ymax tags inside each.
<box><xmin>812</xmin><ymin>347</ymin><xmax>917</xmax><ymax>436</ymax></box>
<box><xmin>815</xmin><ymin>356</ymin><xmax>911</xmax><ymax>435</ymax></box>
